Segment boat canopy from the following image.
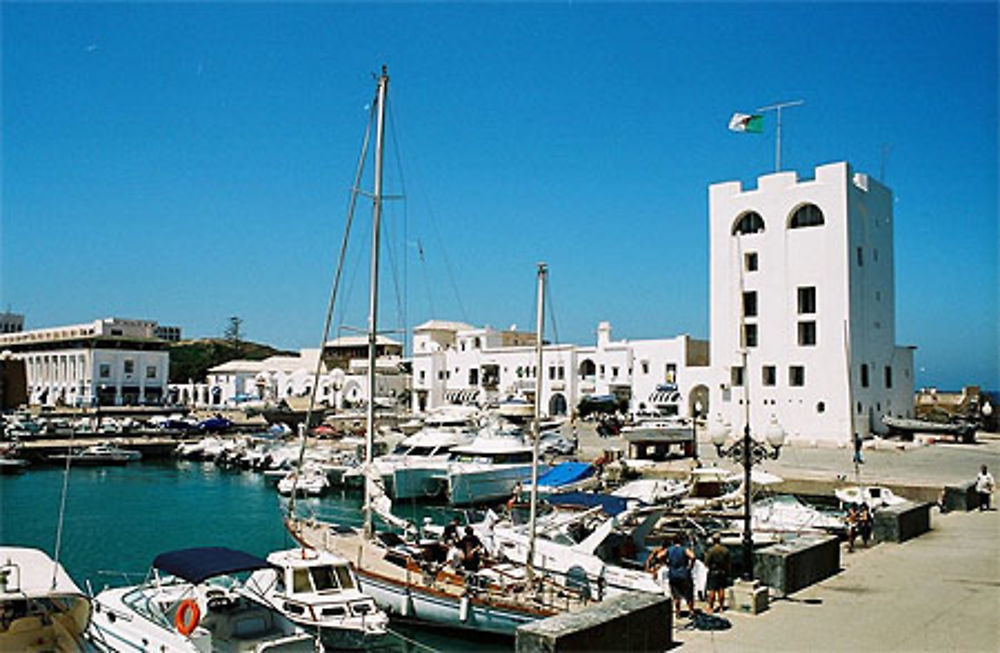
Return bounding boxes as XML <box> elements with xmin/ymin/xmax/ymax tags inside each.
<box><xmin>152</xmin><ymin>547</ymin><xmax>271</xmax><ymax>584</ymax></box>
<box><xmin>530</xmin><ymin>462</ymin><xmax>595</xmax><ymax>488</ymax></box>
<box><xmin>547</xmin><ymin>491</ymin><xmax>637</xmax><ymax>516</ymax></box>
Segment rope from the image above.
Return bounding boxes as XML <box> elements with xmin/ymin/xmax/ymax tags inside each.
<box><xmin>290</xmin><ymin>89</ymin><xmax>377</xmax><ymax>516</ymax></box>
<box><xmin>51</xmin><ymin>429</ymin><xmax>74</xmax><ymax>590</ymax></box>
<box><xmin>384</xmin><ymin>626</ymin><xmax>442</xmax><ymax>653</ymax></box>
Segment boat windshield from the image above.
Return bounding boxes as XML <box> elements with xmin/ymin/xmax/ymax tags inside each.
<box><xmin>293</xmin><ymin>565</ymin><xmax>356</xmax><ymax>594</ymax></box>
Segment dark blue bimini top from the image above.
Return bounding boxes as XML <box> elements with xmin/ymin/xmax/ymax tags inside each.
<box><xmin>547</xmin><ymin>491</ymin><xmax>638</xmax><ymax>517</ymax></box>
<box><xmin>152</xmin><ymin>547</ymin><xmax>271</xmax><ymax>584</ymax></box>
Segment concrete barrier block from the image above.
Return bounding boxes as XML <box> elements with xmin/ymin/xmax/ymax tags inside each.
<box><xmin>515</xmin><ymin>591</ymin><xmax>672</xmax><ymax>653</ymax></box>
<box><xmin>729</xmin><ymin>579</ymin><xmax>769</xmax><ymax>614</ymax></box>
<box><xmin>942</xmin><ymin>481</ymin><xmax>977</xmax><ymax>512</ymax></box>
<box><xmin>873</xmin><ymin>501</ymin><xmax>932</xmax><ymax>543</ymax></box>
<box><xmin>754</xmin><ymin>535</ymin><xmax>840</xmax><ymax>598</ymax></box>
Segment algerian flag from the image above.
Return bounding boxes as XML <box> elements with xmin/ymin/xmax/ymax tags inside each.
<box><xmin>729</xmin><ymin>112</ymin><xmax>764</xmax><ymax>133</ymax></box>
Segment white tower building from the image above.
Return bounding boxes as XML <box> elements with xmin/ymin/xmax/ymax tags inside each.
<box><xmin>709</xmin><ymin>162</ymin><xmax>914</xmax><ymax>443</ymax></box>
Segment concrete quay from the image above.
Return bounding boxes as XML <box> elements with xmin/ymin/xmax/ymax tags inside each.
<box><xmin>568</xmin><ymin>423</ymin><xmax>1000</xmax><ymax>652</ymax></box>
<box><xmin>672</xmin><ymin>506</ymin><xmax>999</xmax><ymax>653</ymax></box>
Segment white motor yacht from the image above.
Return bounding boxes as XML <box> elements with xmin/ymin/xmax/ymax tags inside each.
<box><xmin>362</xmin><ymin>425</ymin><xmax>477</xmax><ymax>500</ymax></box>
<box><xmin>87</xmin><ymin>547</ymin><xmax>319</xmax><ymax>652</ymax></box>
<box><xmin>48</xmin><ymin>443</ymin><xmax>142</xmax><ymax>466</ymax></box>
<box><xmin>446</xmin><ymin>430</ymin><xmax>547</xmax><ymax>505</ymax></box>
<box><xmin>0</xmin><ymin>547</ymin><xmax>92</xmax><ymax>652</ymax></box>
<box><xmin>242</xmin><ymin>548</ymin><xmax>387</xmax><ymax>650</ymax></box>
<box><xmin>835</xmin><ymin>485</ymin><xmax>907</xmax><ymax>509</ymax></box>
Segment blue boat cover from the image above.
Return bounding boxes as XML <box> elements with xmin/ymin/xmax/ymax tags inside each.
<box><xmin>152</xmin><ymin>547</ymin><xmax>271</xmax><ymax>584</ymax></box>
<box><xmin>533</xmin><ymin>462</ymin><xmax>595</xmax><ymax>488</ymax></box>
<box><xmin>547</xmin><ymin>491</ymin><xmax>637</xmax><ymax>516</ymax></box>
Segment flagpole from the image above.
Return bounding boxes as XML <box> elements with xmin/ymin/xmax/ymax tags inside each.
<box><xmin>757</xmin><ymin>100</ymin><xmax>804</xmax><ymax>172</ymax></box>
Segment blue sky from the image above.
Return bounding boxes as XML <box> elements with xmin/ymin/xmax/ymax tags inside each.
<box><xmin>2</xmin><ymin>3</ymin><xmax>996</xmax><ymax>390</ymax></box>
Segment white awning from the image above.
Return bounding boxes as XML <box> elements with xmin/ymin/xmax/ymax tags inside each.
<box><xmin>648</xmin><ymin>390</ymin><xmax>681</xmax><ymax>405</ymax></box>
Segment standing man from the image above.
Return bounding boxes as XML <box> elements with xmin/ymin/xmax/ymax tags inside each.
<box><xmin>666</xmin><ymin>534</ymin><xmax>696</xmax><ymax>617</ymax></box>
<box><xmin>975</xmin><ymin>465</ymin><xmax>995</xmax><ymax>511</ymax></box>
<box><xmin>852</xmin><ymin>432</ymin><xmax>864</xmax><ymax>465</ymax></box>
<box><xmin>704</xmin><ymin>534</ymin><xmax>731</xmax><ymax>613</ymax></box>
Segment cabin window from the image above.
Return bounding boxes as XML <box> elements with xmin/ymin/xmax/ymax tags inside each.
<box><xmin>310</xmin><ymin>566</ymin><xmax>340</xmax><ymax>592</ymax></box>
<box><xmin>146</xmin><ymin>366</ymin><xmax>157</xmax><ymax>379</ymax></box>
<box><xmin>788</xmin><ymin>203</ymin><xmax>825</xmax><ymax>228</ymax></box>
<box><xmin>732</xmin><ymin>211</ymin><xmax>765</xmax><ymax>235</ymax></box>
<box><xmin>99</xmin><ymin>363</ymin><xmax>111</xmax><ymax>378</ymax></box>
<box><xmin>292</xmin><ymin>569</ymin><xmax>311</xmax><ymax>593</ymax></box>
<box><xmin>124</xmin><ymin>360</ymin><xmax>135</xmax><ymax>375</ymax></box>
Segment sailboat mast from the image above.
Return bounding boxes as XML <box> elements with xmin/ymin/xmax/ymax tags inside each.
<box><xmin>364</xmin><ymin>66</ymin><xmax>389</xmax><ymax>539</ymax></box>
<box><xmin>526</xmin><ymin>262</ymin><xmax>546</xmax><ymax>581</ymax></box>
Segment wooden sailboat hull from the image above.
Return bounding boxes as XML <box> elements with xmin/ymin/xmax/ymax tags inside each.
<box><xmin>284</xmin><ymin>517</ymin><xmax>577</xmax><ymax>636</ymax></box>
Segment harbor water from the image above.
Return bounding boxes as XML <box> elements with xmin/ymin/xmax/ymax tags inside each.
<box><xmin>0</xmin><ymin>460</ymin><xmax>505</xmax><ymax>651</ymax></box>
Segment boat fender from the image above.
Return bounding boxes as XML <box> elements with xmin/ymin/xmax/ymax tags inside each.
<box><xmin>175</xmin><ymin>599</ymin><xmax>201</xmax><ymax>636</ymax></box>
<box><xmin>401</xmin><ymin>590</ymin><xmax>412</xmax><ymax>617</ymax></box>
<box><xmin>459</xmin><ymin>595</ymin><xmax>470</xmax><ymax>622</ymax></box>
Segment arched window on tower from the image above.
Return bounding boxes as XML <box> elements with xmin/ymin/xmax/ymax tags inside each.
<box><xmin>731</xmin><ymin>211</ymin><xmax>765</xmax><ymax>235</ymax></box>
<box><xmin>788</xmin><ymin>203</ymin><xmax>825</xmax><ymax>228</ymax></box>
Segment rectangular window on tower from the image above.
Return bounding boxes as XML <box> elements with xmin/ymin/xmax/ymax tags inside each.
<box><xmin>798</xmin><ymin>321</ymin><xmax>817</xmax><ymax>346</ymax></box>
<box><xmin>745</xmin><ymin>252</ymin><xmax>758</xmax><ymax>272</ymax></box>
<box><xmin>743</xmin><ymin>291</ymin><xmax>758</xmax><ymax>317</ymax></box>
<box><xmin>797</xmin><ymin>287</ymin><xmax>816</xmax><ymax>314</ymax></box>
<box><xmin>731</xmin><ymin>366</ymin><xmax>744</xmax><ymax>387</ymax></box>
<box><xmin>789</xmin><ymin>365</ymin><xmax>805</xmax><ymax>387</ymax></box>
<box><xmin>762</xmin><ymin>365</ymin><xmax>776</xmax><ymax>386</ymax></box>
<box><xmin>885</xmin><ymin>365</ymin><xmax>893</xmax><ymax>389</ymax></box>
<box><xmin>743</xmin><ymin>323</ymin><xmax>758</xmax><ymax>348</ymax></box>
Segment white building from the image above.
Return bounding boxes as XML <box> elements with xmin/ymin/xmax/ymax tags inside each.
<box><xmin>410</xmin><ymin>319</ymin><xmax>712</xmax><ymax>418</ymax></box>
<box><xmin>189</xmin><ymin>336</ymin><xmax>407</xmax><ymax>410</ymax></box>
<box><xmin>708</xmin><ymin>162</ymin><xmax>915</xmax><ymax>443</ymax></box>
<box><xmin>0</xmin><ymin>317</ymin><xmax>170</xmax><ymax>406</ymax></box>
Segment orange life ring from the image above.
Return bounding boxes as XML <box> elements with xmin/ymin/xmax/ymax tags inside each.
<box><xmin>175</xmin><ymin>598</ymin><xmax>201</xmax><ymax>636</ymax></box>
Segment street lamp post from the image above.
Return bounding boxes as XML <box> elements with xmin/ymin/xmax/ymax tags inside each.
<box><xmin>710</xmin><ymin>414</ymin><xmax>786</xmax><ymax>581</ymax></box>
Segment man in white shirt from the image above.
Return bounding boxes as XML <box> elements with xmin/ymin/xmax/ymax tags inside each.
<box><xmin>975</xmin><ymin>465</ymin><xmax>995</xmax><ymax>511</ymax></box>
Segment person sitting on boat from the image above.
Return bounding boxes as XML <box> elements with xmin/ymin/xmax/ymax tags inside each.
<box><xmin>459</xmin><ymin>526</ymin><xmax>484</xmax><ymax>572</ymax></box>
<box><xmin>442</xmin><ymin>517</ymin><xmax>461</xmax><ymax>546</ymax></box>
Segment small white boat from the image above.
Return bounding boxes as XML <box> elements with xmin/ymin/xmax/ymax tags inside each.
<box><xmin>835</xmin><ymin>485</ymin><xmax>907</xmax><ymax>509</ymax></box>
<box><xmin>242</xmin><ymin>548</ymin><xmax>388</xmax><ymax>649</ymax></box>
<box><xmin>48</xmin><ymin>443</ymin><xmax>142</xmax><ymax>466</ymax></box>
<box><xmin>752</xmin><ymin>495</ymin><xmax>845</xmax><ymax>534</ymax></box>
<box><xmin>0</xmin><ymin>547</ymin><xmax>92</xmax><ymax>652</ymax></box>
<box><xmin>87</xmin><ymin>547</ymin><xmax>319</xmax><ymax>652</ymax></box>
<box><xmin>277</xmin><ymin>466</ymin><xmax>330</xmax><ymax>497</ymax></box>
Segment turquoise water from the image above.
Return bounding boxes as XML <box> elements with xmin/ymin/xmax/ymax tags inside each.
<box><xmin>0</xmin><ymin>461</ymin><xmax>504</xmax><ymax>651</ymax></box>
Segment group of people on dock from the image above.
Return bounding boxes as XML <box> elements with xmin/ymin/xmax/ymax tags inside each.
<box><xmin>645</xmin><ymin>533</ymin><xmax>731</xmax><ymax>617</ymax></box>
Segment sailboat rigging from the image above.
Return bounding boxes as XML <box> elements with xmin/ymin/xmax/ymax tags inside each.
<box><xmin>284</xmin><ymin>67</ymin><xmax>592</xmax><ymax>634</ymax></box>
